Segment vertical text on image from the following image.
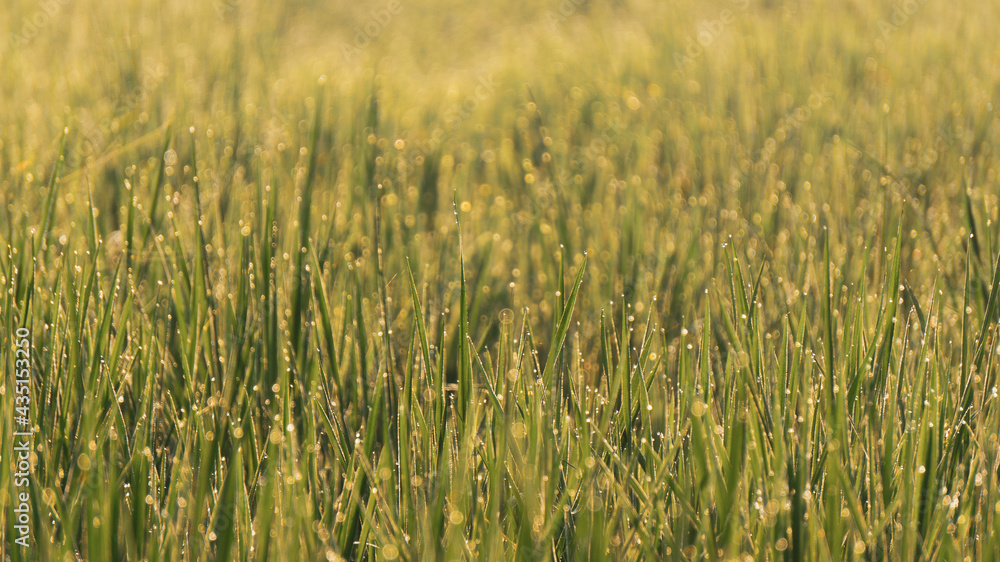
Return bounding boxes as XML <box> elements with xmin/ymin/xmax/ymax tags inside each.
<box><xmin>13</xmin><ymin>326</ymin><xmax>33</xmax><ymax>548</ymax></box>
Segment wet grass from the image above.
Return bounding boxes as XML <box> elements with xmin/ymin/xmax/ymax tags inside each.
<box><xmin>3</xmin><ymin>0</ymin><xmax>1000</xmax><ymax>559</ymax></box>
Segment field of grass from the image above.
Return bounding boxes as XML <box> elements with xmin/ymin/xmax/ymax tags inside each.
<box><xmin>3</xmin><ymin>0</ymin><xmax>1000</xmax><ymax>559</ymax></box>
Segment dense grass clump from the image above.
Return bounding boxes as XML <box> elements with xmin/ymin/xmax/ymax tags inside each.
<box><xmin>3</xmin><ymin>0</ymin><xmax>1000</xmax><ymax>559</ymax></box>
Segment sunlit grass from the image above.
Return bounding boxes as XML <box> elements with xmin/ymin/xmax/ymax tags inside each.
<box><xmin>3</xmin><ymin>0</ymin><xmax>1000</xmax><ymax>559</ymax></box>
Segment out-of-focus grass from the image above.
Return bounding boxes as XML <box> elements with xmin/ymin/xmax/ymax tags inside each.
<box><xmin>3</xmin><ymin>0</ymin><xmax>1000</xmax><ymax>559</ymax></box>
